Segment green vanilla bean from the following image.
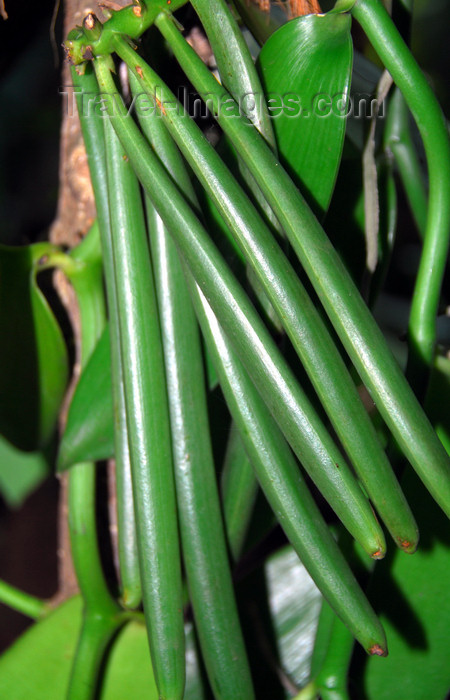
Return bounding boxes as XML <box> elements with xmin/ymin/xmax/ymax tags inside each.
<box><xmin>135</xmin><ymin>76</ymin><xmax>255</xmax><ymax>699</ymax></box>
<box><xmin>189</xmin><ymin>0</ymin><xmax>276</xmax><ymax>148</ymax></box>
<box><xmin>130</xmin><ymin>64</ymin><xmax>259</xmax><ymax>562</ymax></box>
<box><xmin>188</xmin><ymin>282</ymin><xmax>387</xmax><ymax>656</ymax></box>
<box><xmin>99</xmin><ymin>107</ymin><xmax>186</xmax><ymax>699</ymax></box>
<box><xmin>189</xmin><ymin>0</ymin><xmax>285</xmax><ymax>316</ymax></box>
<box><xmin>221</xmin><ymin>426</ymin><xmax>259</xmax><ymax>560</ymax></box>
<box><xmin>117</xmin><ymin>38</ymin><xmax>418</xmax><ymax>552</ymax></box>
<box><xmin>127</xmin><ymin>86</ymin><xmax>387</xmax><ymax>654</ymax></box>
<box><xmin>94</xmin><ymin>59</ymin><xmax>385</xmax><ymax>559</ymax></box>
<box><xmin>153</xmin><ymin>12</ymin><xmax>450</xmax><ymax>519</ymax></box>
<box><xmin>112</xmin><ymin>378</ymin><xmax>142</xmax><ymax>611</ymax></box>
<box><xmin>305</xmin><ymin>534</ymin><xmax>376</xmax><ymax>700</ymax></box>
<box><xmin>63</xmin><ymin>219</ymin><xmax>141</xmax><ymax>613</ymax></box>
<box><xmin>349</xmin><ymin>0</ymin><xmax>450</xmax><ymax>386</ymax></box>
<box><xmin>70</xmin><ymin>65</ymin><xmax>142</xmax><ymax>611</ymax></box>
<box><xmin>147</xmin><ymin>200</ymin><xmax>255</xmax><ymax>699</ymax></box>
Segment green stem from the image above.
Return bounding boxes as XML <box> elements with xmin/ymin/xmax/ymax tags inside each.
<box><xmin>36</xmin><ymin>220</ymin><xmax>119</xmax><ymax>699</ymax></box>
<box><xmin>384</xmin><ymin>87</ymin><xmax>427</xmax><ymax>239</ymax></box>
<box><xmin>67</xmin><ymin>612</ymin><xmax>123</xmax><ymax>700</ymax></box>
<box><xmin>0</xmin><ymin>579</ymin><xmax>48</xmax><ymax>620</ymax></box>
<box><xmin>64</xmin><ymin>0</ymin><xmax>188</xmax><ymax>65</ymax></box>
<box><xmin>47</xmin><ymin>228</ymin><xmax>116</xmax><ymax>621</ymax></box>
<box><xmin>68</xmin><ymin>461</ymin><xmax>117</xmax><ymax>619</ymax></box>
<box><xmin>58</xmin><ymin>226</ymin><xmax>115</xmax><ymax>621</ymax></box>
<box><xmin>312</xmin><ymin>601</ymin><xmax>354</xmax><ymax>700</ymax></box>
<box><xmin>351</xmin><ymin>0</ymin><xmax>450</xmax><ymax>390</ymax></box>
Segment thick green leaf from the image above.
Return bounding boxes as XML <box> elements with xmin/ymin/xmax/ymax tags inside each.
<box><xmin>361</xmin><ymin>469</ymin><xmax>450</xmax><ymax>700</ymax></box>
<box><xmin>0</xmin><ymin>595</ymin><xmax>204</xmax><ymax>700</ymax></box>
<box><xmin>58</xmin><ymin>324</ymin><xmax>114</xmax><ymax>470</ymax></box>
<box><xmin>258</xmin><ymin>13</ymin><xmax>353</xmax><ymax>215</ymax></box>
<box><xmin>99</xmin><ymin>620</ymin><xmax>159</xmax><ymax>700</ymax></box>
<box><xmin>0</xmin><ymin>244</ymin><xmax>69</xmax><ymax>451</ymax></box>
<box><xmin>101</xmin><ymin>619</ymin><xmax>206</xmax><ymax>700</ymax></box>
<box><xmin>0</xmin><ymin>596</ymin><xmax>82</xmax><ymax>699</ymax></box>
<box><xmin>0</xmin><ymin>434</ymin><xmax>50</xmax><ymax>508</ymax></box>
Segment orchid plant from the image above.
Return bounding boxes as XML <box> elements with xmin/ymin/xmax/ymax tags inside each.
<box><xmin>0</xmin><ymin>1</ymin><xmax>449</xmax><ymax>698</ymax></box>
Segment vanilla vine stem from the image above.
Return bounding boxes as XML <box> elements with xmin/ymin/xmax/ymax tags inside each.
<box><xmin>335</xmin><ymin>0</ymin><xmax>450</xmax><ymax>393</ymax></box>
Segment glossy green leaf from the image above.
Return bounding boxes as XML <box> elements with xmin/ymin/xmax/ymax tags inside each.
<box><xmin>362</xmin><ymin>469</ymin><xmax>450</xmax><ymax>700</ymax></box>
<box><xmin>101</xmin><ymin>619</ymin><xmax>206</xmax><ymax>700</ymax></box>
<box><xmin>258</xmin><ymin>13</ymin><xmax>353</xmax><ymax>215</ymax></box>
<box><xmin>0</xmin><ymin>596</ymin><xmax>203</xmax><ymax>700</ymax></box>
<box><xmin>98</xmin><ymin>621</ymin><xmax>158</xmax><ymax>699</ymax></box>
<box><xmin>0</xmin><ymin>596</ymin><xmax>82</xmax><ymax>699</ymax></box>
<box><xmin>58</xmin><ymin>324</ymin><xmax>113</xmax><ymax>471</ymax></box>
<box><xmin>0</xmin><ymin>244</ymin><xmax>69</xmax><ymax>451</ymax></box>
<box><xmin>0</xmin><ymin>433</ymin><xmax>50</xmax><ymax>508</ymax></box>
